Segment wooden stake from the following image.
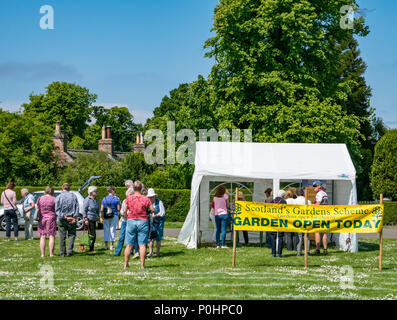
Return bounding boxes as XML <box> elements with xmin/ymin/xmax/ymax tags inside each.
<box><xmin>379</xmin><ymin>193</ymin><xmax>383</xmax><ymax>271</ymax></box>
<box><xmin>304</xmin><ymin>188</ymin><xmax>309</xmax><ymax>268</ymax></box>
<box><xmin>232</xmin><ymin>187</ymin><xmax>238</xmax><ymax>267</ymax></box>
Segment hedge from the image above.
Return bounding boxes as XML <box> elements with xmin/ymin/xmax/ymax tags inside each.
<box><xmin>0</xmin><ymin>186</ymin><xmax>190</xmax><ymax>222</ymax></box>
<box><xmin>3</xmin><ymin>186</ymin><xmax>397</xmax><ymax>225</ymax></box>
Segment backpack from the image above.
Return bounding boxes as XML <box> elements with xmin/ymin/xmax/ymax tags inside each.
<box><xmin>103</xmin><ymin>196</ymin><xmax>115</xmax><ymax>219</ymax></box>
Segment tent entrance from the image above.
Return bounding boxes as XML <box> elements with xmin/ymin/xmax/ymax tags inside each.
<box><xmin>206</xmin><ymin>181</ymin><xmax>254</xmax><ymax>245</ymax></box>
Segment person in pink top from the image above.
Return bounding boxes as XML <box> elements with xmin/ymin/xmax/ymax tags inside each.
<box><xmin>123</xmin><ymin>181</ymin><xmax>155</xmax><ymax>270</ymax></box>
<box><xmin>37</xmin><ymin>186</ymin><xmax>57</xmax><ymax>257</ymax></box>
<box><xmin>212</xmin><ymin>185</ymin><xmax>229</xmax><ymax>248</ymax></box>
<box><xmin>1</xmin><ymin>182</ymin><xmax>19</xmax><ymax>241</ymax></box>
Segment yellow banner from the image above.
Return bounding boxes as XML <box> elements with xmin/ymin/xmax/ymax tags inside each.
<box><xmin>233</xmin><ymin>201</ymin><xmax>384</xmax><ymax>233</ymax></box>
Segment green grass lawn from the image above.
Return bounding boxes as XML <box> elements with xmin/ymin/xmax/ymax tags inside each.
<box><xmin>0</xmin><ymin>236</ymin><xmax>396</xmax><ymax>300</ymax></box>
<box><xmin>164</xmin><ymin>221</ymin><xmax>184</xmax><ymax>228</ymax></box>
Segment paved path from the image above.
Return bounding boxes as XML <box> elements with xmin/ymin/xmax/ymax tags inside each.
<box><xmin>1</xmin><ymin>228</ymin><xmax>397</xmax><ymax>239</ymax></box>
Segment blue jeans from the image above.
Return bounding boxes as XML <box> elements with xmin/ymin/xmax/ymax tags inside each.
<box><xmin>215</xmin><ymin>214</ymin><xmax>229</xmax><ymax>247</ymax></box>
<box><xmin>114</xmin><ymin>220</ymin><xmax>137</xmax><ymax>256</ymax></box>
<box><xmin>125</xmin><ymin>219</ymin><xmax>149</xmax><ymax>246</ymax></box>
<box><xmin>270</xmin><ymin>232</ymin><xmax>284</xmax><ymax>256</ymax></box>
<box><xmin>5</xmin><ymin>210</ymin><xmax>18</xmax><ymax>238</ymax></box>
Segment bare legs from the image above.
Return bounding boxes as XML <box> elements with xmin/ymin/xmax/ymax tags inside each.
<box><xmin>124</xmin><ymin>244</ymin><xmax>147</xmax><ymax>269</ymax></box>
<box><xmin>148</xmin><ymin>240</ymin><xmax>162</xmax><ymax>256</ymax></box>
<box><xmin>315</xmin><ymin>233</ymin><xmax>327</xmax><ymax>251</ymax></box>
<box><xmin>40</xmin><ymin>235</ymin><xmax>55</xmax><ymax>257</ymax></box>
<box><xmin>124</xmin><ymin>244</ymin><xmax>132</xmax><ymax>268</ymax></box>
<box><xmin>138</xmin><ymin>245</ymin><xmax>146</xmax><ymax>268</ymax></box>
<box><xmin>156</xmin><ymin>241</ymin><xmax>161</xmax><ymax>256</ymax></box>
<box><xmin>40</xmin><ymin>235</ymin><xmax>46</xmax><ymax>257</ymax></box>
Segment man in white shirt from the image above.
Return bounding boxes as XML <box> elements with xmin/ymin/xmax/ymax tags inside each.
<box><xmin>313</xmin><ymin>181</ymin><xmax>329</xmax><ymax>255</ymax></box>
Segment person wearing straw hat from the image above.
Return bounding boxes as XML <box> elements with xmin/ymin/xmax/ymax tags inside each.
<box><xmin>147</xmin><ymin>188</ymin><xmax>166</xmax><ymax>257</ymax></box>
<box><xmin>313</xmin><ymin>180</ymin><xmax>329</xmax><ymax>255</ymax></box>
<box><xmin>82</xmin><ymin>186</ymin><xmax>100</xmax><ymax>253</ymax></box>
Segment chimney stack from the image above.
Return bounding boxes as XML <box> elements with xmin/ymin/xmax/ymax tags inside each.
<box><xmin>98</xmin><ymin>125</ymin><xmax>114</xmax><ymax>156</ymax></box>
<box><xmin>134</xmin><ymin>132</ymin><xmax>145</xmax><ymax>154</ymax></box>
<box><xmin>53</xmin><ymin>121</ymin><xmax>67</xmax><ymax>152</ymax></box>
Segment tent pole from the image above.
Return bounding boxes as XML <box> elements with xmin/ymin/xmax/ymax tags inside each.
<box><xmin>304</xmin><ymin>188</ymin><xmax>309</xmax><ymax>268</ymax></box>
<box><xmin>379</xmin><ymin>193</ymin><xmax>383</xmax><ymax>271</ymax></box>
<box><xmin>198</xmin><ymin>185</ymin><xmax>201</xmax><ymax>248</ymax></box>
<box><xmin>232</xmin><ymin>187</ymin><xmax>238</xmax><ymax>267</ymax></box>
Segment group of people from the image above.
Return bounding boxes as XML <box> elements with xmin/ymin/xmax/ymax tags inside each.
<box><xmin>0</xmin><ymin>180</ymin><xmax>166</xmax><ymax>268</ymax></box>
<box><xmin>210</xmin><ymin>181</ymin><xmax>329</xmax><ymax>258</ymax></box>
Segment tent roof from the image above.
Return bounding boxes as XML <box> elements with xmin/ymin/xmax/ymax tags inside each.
<box><xmin>194</xmin><ymin>142</ymin><xmax>356</xmax><ymax>181</ymax></box>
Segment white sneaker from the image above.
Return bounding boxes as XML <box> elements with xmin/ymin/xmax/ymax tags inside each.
<box><xmin>221</xmin><ymin>246</ymin><xmax>229</xmax><ymax>249</ymax></box>
<box><xmin>110</xmin><ymin>245</ymin><xmax>114</xmax><ymax>251</ymax></box>
<box><xmin>216</xmin><ymin>246</ymin><xmax>220</xmax><ymax>249</ymax></box>
<box><xmin>132</xmin><ymin>252</ymin><xmax>140</xmax><ymax>259</ymax></box>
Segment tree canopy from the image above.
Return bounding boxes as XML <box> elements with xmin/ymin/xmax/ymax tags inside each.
<box><xmin>0</xmin><ymin>109</ymin><xmax>58</xmax><ymax>185</ymax></box>
<box><xmin>23</xmin><ymin>82</ymin><xmax>97</xmax><ymax>138</ymax></box>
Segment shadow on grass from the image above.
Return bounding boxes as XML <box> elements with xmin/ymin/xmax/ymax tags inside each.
<box><xmin>146</xmin><ymin>264</ymin><xmax>182</xmax><ymax>269</ymax></box>
<box><xmin>358</xmin><ymin>241</ymin><xmax>379</xmax><ymax>252</ymax></box>
<box><xmin>156</xmin><ymin>250</ymin><xmax>184</xmax><ymax>258</ymax></box>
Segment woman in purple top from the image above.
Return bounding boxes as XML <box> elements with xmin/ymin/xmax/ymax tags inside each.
<box><xmin>37</xmin><ymin>186</ymin><xmax>57</xmax><ymax>257</ymax></box>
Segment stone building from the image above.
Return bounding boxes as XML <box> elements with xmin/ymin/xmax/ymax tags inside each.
<box><xmin>52</xmin><ymin>121</ymin><xmax>145</xmax><ymax>166</ymax></box>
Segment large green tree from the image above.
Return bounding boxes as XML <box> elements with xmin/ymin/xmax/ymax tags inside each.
<box><xmin>203</xmin><ymin>0</ymin><xmax>370</xmax><ymax>171</ymax></box>
<box><xmin>23</xmin><ymin>82</ymin><xmax>97</xmax><ymax>138</ymax></box>
<box><xmin>145</xmin><ymin>75</ymin><xmax>215</xmax><ymax>134</ymax></box>
<box><xmin>336</xmin><ymin>32</ymin><xmax>373</xmax><ymax>199</ymax></box>
<box><xmin>371</xmin><ymin>129</ymin><xmax>397</xmax><ymax>200</ymax></box>
<box><xmin>0</xmin><ymin>109</ymin><xmax>58</xmax><ymax>185</ymax></box>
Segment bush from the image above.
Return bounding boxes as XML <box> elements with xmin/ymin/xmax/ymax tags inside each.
<box><xmin>371</xmin><ymin>129</ymin><xmax>397</xmax><ymax>200</ymax></box>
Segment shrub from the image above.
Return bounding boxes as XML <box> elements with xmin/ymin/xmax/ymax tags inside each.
<box><xmin>371</xmin><ymin>129</ymin><xmax>397</xmax><ymax>200</ymax></box>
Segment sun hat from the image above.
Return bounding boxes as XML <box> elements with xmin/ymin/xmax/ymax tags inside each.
<box><xmin>147</xmin><ymin>188</ymin><xmax>157</xmax><ymax>197</ymax></box>
<box><xmin>278</xmin><ymin>190</ymin><xmax>287</xmax><ymax>198</ymax></box>
<box><xmin>88</xmin><ymin>186</ymin><xmax>97</xmax><ymax>195</ymax></box>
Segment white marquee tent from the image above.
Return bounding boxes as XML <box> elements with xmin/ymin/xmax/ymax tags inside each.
<box><xmin>178</xmin><ymin>141</ymin><xmax>359</xmax><ymax>252</ymax></box>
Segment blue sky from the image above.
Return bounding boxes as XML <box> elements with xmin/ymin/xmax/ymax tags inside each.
<box><xmin>0</xmin><ymin>0</ymin><xmax>395</xmax><ymax>128</ymax></box>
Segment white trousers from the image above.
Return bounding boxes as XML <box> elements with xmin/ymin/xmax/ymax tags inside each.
<box><xmin>103</xmin><ymin>215</ymin><xmax>118</xmax><ymax>242</ymax></box>
<box><xmin>24</xmin><ymin>217</ymin><xmax>34</xmax><ymax>240</ymax></box>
